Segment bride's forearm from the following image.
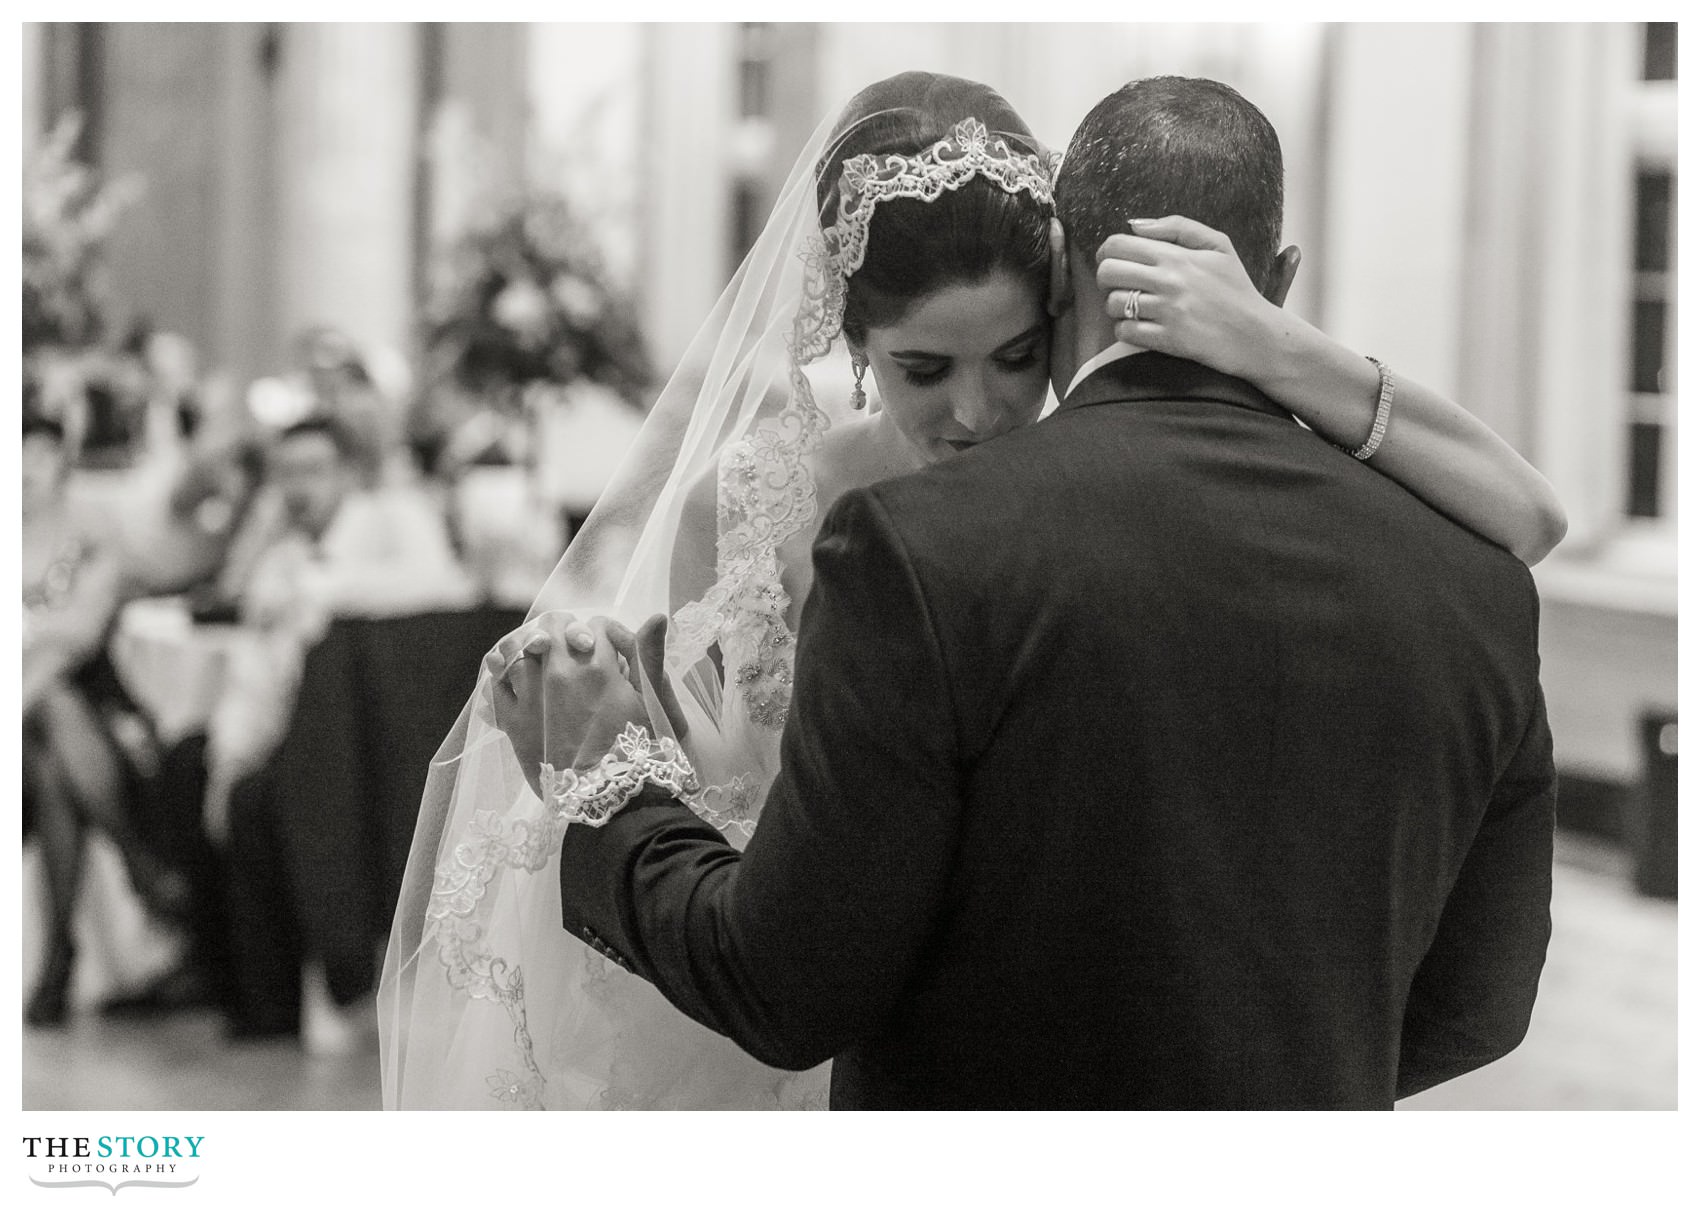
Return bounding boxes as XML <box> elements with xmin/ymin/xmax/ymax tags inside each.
<box><xmin>1255</xmin><ymin>316</ymin><xmax>1568</xmax><ymax>565</ymax></box>
<box><xmin>1094</xmin><ymin>224</ymin><xmax>1566</xmax><ymax>563</ymax></box>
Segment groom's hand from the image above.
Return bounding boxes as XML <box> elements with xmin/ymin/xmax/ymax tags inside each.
<box><xmin>601</xmin><ymin>613</ymin><xmax>691</xmax><ymax>742</ymax></box>
<box><xmin>1096</xmin><ymin>216</ymin><xmax>1302</xmax><ymax>383</ymax></box>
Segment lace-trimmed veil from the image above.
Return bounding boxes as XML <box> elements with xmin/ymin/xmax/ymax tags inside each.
<box><xmin>378</xmin><ymin>78</ymin><xmax>1055</xmax><ymax>1109</ymax></box>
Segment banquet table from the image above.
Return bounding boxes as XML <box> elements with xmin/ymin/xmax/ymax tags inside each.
<box><xmin>108</xmin><ymin>597</ymin><xmax>246</xmax><ymax>746</ymax></box>
<box><xmin>213</xmin><ymin>605</ymin><xmax>525</xmax><ymax>1025</ymax></box>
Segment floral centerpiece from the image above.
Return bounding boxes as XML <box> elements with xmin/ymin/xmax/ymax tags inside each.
<box><xmin>420</xmin><ymin>188</ymin><xmax>651</xmax><ymax>605</ymax></box>
<box><xmin>422</xmin><ymin>190</ymin><xmax>651</xmax><ymax>410</ymax></box>
<box><xmin>23</xmin><ymin>113</ymin><xmax>147</xmax><ymax>462</ymax></box>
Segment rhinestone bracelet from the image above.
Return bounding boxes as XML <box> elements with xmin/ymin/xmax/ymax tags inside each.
<box><xmin>539</xmin><ymin>723</ymin><xmax>702</xmax><ymax>828</ymax></box>
<box><xmin>1341</xmin><ymin>355</ymin><xmax>1394</xmax><ymax>461</ymax></box>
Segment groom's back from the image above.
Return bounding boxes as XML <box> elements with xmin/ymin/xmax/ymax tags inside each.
<box><xmin>838</xmin><ymin>362</ymin><xmax>1552</xmax><ymax>1109</ymax></box>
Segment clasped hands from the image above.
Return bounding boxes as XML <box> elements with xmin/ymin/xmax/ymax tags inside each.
<box><xmin>483</xmin><ymin>610</ymin><xmax>688</xmax><ymax>798</ymax></box>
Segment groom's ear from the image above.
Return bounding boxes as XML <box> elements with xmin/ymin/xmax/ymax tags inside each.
<box><xmin>1047</xmin><ymin>218</ymin><xmax>1071</xmax><ymax>318</ymax></box>
<box><xmin>1266</xmin><ymin>244</ymin><xmax>1301</xmax><ymax>308</ymax></box>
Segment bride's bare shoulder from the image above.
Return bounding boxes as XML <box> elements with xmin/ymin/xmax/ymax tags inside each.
<box><xmin>812</xmin><ymin>413</ymin><xmax>890</xmax><ymax>506</ymax></box>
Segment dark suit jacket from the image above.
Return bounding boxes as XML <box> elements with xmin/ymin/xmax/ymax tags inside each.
<box><xmin>559</xmin><ymin>353</ymin><xmax>1555</xmax><ymax>1109</ymax></box>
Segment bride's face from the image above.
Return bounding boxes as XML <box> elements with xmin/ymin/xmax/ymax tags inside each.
<box><xmin>858</xmin><ymin>269</ymin><xmax>1050</xmax><ymax>464</ymax></box>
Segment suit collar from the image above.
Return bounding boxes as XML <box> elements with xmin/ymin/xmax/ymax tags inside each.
<box><xmin>1060</xmin><ymin>351</ymin><xmax>1295</xmax><ymax>423</ymax></box>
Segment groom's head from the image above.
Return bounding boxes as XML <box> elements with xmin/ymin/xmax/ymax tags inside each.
<box><xmin>1050</xmin><ymin>77</ymin><xmax>1286</xmax><ymax>390</ymax></box>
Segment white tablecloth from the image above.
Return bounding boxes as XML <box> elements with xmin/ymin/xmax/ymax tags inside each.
<box><xmin>109</xmin><ymin>598</ymin><xmax>245</xmax><ymax>746</ymax></box>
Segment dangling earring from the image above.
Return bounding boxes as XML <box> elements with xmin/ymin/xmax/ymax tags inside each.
<box><xmin>850</xmin><ymin>351</ymin><xmax>869</xmax><ymax>411</ymax></box>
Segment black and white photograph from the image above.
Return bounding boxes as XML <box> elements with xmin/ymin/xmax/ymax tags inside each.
<box><xmin>13</xmin><ymin>14</ymin><xmax>1685</xmax><ymax>1185</ymax></box>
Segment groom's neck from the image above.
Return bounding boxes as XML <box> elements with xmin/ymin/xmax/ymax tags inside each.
<box><xmin>1049</xmin><ymin>248</ymin><xmax>1121</xmax><ymax>392</ymax></box>
<box><xmin>1065</xmin><ymin>289</ymin><xmax>1124</xmax><ymax>391</ymax></box>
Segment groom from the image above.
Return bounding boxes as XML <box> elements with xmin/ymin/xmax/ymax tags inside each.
<box><xmin>509</xmin><ymin>77</ymin><xmax>1555</xmax><ymax>1109</ymax></box>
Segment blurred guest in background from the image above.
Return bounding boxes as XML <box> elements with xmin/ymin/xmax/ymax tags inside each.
<box><xmin>297</xmin><ymin>326</ymin><xmax>384</xmax><ymax>476</ymax></box>
<box><xmin>206</xmin><ymin>415</ymin><xmax>476</xmax><ymax>835</ymax></box>
<box><xmin>209</xmin><ymin>415</ymin><xmax>474</xmax><ymax>1046</ymax></box>
<box><xmin>292</xmin><ymin>325</ymin><xmax>427</xmax><ymax>490</ymax></box>
<box><xmin>92</xmin><ymin>432</ymin><xmax>270</xmax><ymax>1021</ymax></box>
<box><xmin>22</xmin><ymin>407</ymin><xmax>188</xmax><ymax>1027</ymax></box>
<box><xmin>165</xmin><ymin>436</ymin><xmax>271</xmax><ymax>615</ymax></box>
<box><xmin>254</xmin><ymin>412</ymin><xmax>471</xmax><ymax>617</ymax></box>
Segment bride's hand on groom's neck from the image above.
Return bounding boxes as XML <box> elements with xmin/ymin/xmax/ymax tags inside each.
<box><xmin>1094</xmin><ymin>216</ymin><xmax>1302</xmax><ymax>384</ymax></box>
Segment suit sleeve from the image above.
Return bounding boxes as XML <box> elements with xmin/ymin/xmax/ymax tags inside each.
<box><xmin>559</xmin><ymin>486</ymin><xmax>963</xmax><ymax>1071</ymax></box>
<box><xmin>1396</xmin><ymin>679</ymin><xmax>1556</xmax><ymax>1100</ymax></box>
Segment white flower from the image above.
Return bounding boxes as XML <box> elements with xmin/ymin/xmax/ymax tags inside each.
<box><xmin>246</xmin><ymin>376</ymin><xmax>314</xmax><ymax>428</ymax></box>
<box><xmin>492</xmin><ymin>278</ymin><xmax>551</xmax><ymax>340</ymax></box>
<box><xmin>551</xmin><ymin>275</ymin><xmax>603</xmax><ymax>326</ymax></box>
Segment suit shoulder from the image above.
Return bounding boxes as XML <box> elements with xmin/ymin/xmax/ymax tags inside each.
<box><xmin>860</xmin><ymin>418</ymin><xmax>1074</xmax><ymax>518</ymax></box>
<box><xmin>848</xmin><ymin>453</ymin><xmax>1021</xmax><ymax>558</ymax></box>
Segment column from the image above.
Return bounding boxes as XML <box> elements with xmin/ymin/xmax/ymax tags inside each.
<box><xmin>208</xmin><ymin>24</ymin><xmax>279</xmax><ymax>388</ymax></box>
<box><xmin>98</xmin><ymin>23</ymin><xmax>225</xmax><ymax>357</ymax></box>
<box><xmin>1319</xmin><ymin>23</ymin><xmax>1474</xmax><ymax>396</ymax></box>
<box><xmin>1521</xmin><ymin>24</ymin><xmax>1637</xmax><ymax>548</ymax></box>
<box><xmin>22</xmin><ymin>22</ymin><xmax>43</xmax><ymax>148</ymax></box>
<box><xmin>638</xmin><ymin>23</ymin><xmax>735</xmax><ymax>372</ymax></box>
<box><xmin>271</xmin><ymin>23</ymin><xmax>419</xmax><ymax>363</ymax></box>
<box><xmin>527</xmin><ymin>23</ymin><xmax>643</xmax><ymax>284</ymax></box>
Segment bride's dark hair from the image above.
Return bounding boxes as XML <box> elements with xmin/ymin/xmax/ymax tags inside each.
<box><xmin>816</xmin><ymin>71</ymin><xmax>1053</xmax><ymax>345</ymax></box>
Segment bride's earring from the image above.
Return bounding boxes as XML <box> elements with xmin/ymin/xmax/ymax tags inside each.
<box><xmin>850</xmin><ymin>351</ymin><xmax>869</xmax><ymax>411</ymax></box>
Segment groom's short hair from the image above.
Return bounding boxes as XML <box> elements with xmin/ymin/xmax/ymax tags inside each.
<box><xmin>1056</xmin><ymin>77</ymin><xmax>1284</xmax><ymax>293</ymax></box>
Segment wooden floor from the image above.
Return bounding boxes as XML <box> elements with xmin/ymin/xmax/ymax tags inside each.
<box><xmin>21</xmin><ymin>832</ymin><xmax>1676</xmax><ymax>1112</ymax></box>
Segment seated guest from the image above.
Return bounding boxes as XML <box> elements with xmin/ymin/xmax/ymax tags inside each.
<box><xmin>22</xmin><ymin>410</ymin><xmax>187</xmax><ymax>1027</ymax></box>
<box><xmin>293</xmin><ymin>325</ymin><xmax>405</xmax><ymax>489</ymax></box>
<box><xmin>210</xmin><ymin>416</ymin><xmax>475</xmax><ymax>1046</ymax></box>
<box><xmin>101</xmin><ymin>436</ymin><xmax>275</xmax><ymax>611</ymax></box>
<box><xmin>87</xmin><ymin>435</ymin><xmax>270</xmax><ymax>1020</ymax></box>
<box><xmin>208</xmin><ymin>415</ymin><xmax>477</xmax><ymax>830</ymax></box>
<box><xmin>166</xmin><ymin>437</ymin><xmax>269</xmax><ymax>608</ymax></box>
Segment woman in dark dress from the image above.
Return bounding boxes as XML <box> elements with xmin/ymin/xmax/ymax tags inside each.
<box><xmin>22</xmin><ymin>409</ymin><xmax>187</xmax><ymax>1026</ymax></box>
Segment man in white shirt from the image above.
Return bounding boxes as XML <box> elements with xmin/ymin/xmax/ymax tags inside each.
<box><xmin>207</xmin><ymin>417</ymin><xmax>476</xmax><ymax>838</ymax></box>
<box><xmin>212</xmin><ymin>416</ymin><xmax>479</xmax><ymax>1048</ymax></box>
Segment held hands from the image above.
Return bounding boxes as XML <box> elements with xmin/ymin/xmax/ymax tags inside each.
<box><xmin>483</xmin><ymin>610</ymin><xmax>687</xmax><ymax>798</ymax></box>
<box><xmin>1095</xmin><ymin>216</ymin><xmax>1301</xmax><ymax>384</ymax></box>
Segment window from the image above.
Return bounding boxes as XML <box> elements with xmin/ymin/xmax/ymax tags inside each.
<box><xmin>37</xmin><ymin>23</ymin><xmax>105</xmax><ymax>160</ymax></box>
<box><xmin>727</xmin><ymin>23</ymin><xmax>779</xmax><ymax>271</ymax></box>
<box><xmin>1643</xmin><ymin>20</ymin><xmax>1676</xmax><ymax>82</ymax></box>
<box><xmin>1625</xmin><ymin>23</ymin><xmax>1677</xmax><ymax>521</ymax></box>
<box><xmin>736</xmin><ymin>23</ymin><xmax>774</xmax><ymax>120</ymax></box>
<box><xmin>729</xmin><ymin>180</ymin><xmax>765</xmax><ymax>275</ymax></box>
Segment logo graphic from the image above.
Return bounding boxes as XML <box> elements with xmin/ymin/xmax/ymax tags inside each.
<box><xmin>30</xmin><ymin>1176</ymin><xmax>200</xmax><ymax>1195</ymax></box>
<box><xmin>22</xmin><ymin>1136</ymin><xmax>204</xmax><ymax>1196</ymax></box>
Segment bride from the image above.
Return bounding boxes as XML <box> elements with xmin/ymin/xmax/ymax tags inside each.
<box><xmin>378</xmin><ymin>70</ymin><xmax>1565</xmax><ymax>1109</ymax></box>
